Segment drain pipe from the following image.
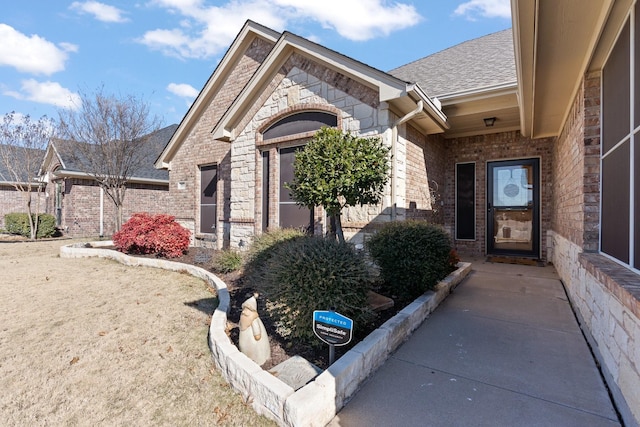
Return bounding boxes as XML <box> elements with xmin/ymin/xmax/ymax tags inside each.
<box><xmin>99</xmin><ymin>187</ymin><xmax>104</xmax><ymax>237</ymax></box>
<box><xmin>391</xmin><ymin>100</ymin><xmax>423</xmax><ymax>220</ymax></box>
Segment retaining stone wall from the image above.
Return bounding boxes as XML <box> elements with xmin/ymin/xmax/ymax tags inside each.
<box><xmin>60</xmin><ymin>241</ymin><xmax>471</xmax><ymax>426</ymax></box>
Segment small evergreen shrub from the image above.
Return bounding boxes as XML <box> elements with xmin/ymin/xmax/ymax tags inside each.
<box><xmin>243</xmin><ymin>228</ymin><xmax>306</xmax><ymax>283</ymax></box>
<box><xmin>366</xmin><ymin>220</ymin><xmax>452</xmax><ymax>303</ymax></box>
<box><xmin>211</xmin><ymin>250</ymin><xmax>243</xmax><ymax>273</ymax></box>
<box><xmin>113</xmin><ymin>213</ymin><xmax>191</xmax><ymax>258</ymax></box>
<box><xmin>256</xmin><ymin>236</ymin><xmax>374</xmax><ymax>347</ymax></box>
<box><xmin>4</xmin><ymin>213</ymin><xmax>57</xmax><ymax>238</ymax></box>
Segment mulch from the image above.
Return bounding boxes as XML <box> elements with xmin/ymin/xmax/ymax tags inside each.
<box><xmin>110</xmin><ymin>245</ymin><xmax>403</xmax><ymax>371</ymax></box>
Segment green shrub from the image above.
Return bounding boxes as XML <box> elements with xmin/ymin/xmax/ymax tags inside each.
<box><xmin>113</xmin><ymin>213</ymin><xmax>191</xmax><ymax>258</ymax></box>
<box><xmin>211</xmin><ymin>250</ymin><xmax>243</xmax><ymax>273</ymax></box>
<box><xmin>4</xmin><ymin>213</ymin><xmax>57</xmax><ymax>238</ymax></box>
<box><xmin>243</xmin><ymin>228</ymin><xmax>306</xmax><ymax>283</ymax></box>
<box><xmin>255</xmin><ymin>236</ymin><xmax>374</xmax><ymax>347</ymax></box>
<box><xmin>366</xmin><ymin>220</ymin><xmax>452</xmax><ymax>303</ymax></box>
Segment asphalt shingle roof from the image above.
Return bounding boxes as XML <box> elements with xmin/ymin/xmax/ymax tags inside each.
<box><xmin>389</xmin><ymin>29</ymin><xmax>515</xmax><ymax>97</ymax></box>
<box><xmin>56</xmin><ymin>124</ymin><xmax>178</xmax><ymax>181</ymax></box>
<box><xmin>0</xmin><ymin>145</ymin><xmax>44</xmax><ymax>184</ymax></box>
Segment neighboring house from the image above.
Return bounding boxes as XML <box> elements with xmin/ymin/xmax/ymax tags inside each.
<box><xmin>39</xmin><ymin>124</ymin><xmax>178</xmax><ymax>237</ymax></box>
<box><xmin>0</xmin><ymin>146</ymin><xmax>46</xmax><ymax>230</ymax></box>
<box><xmin>156</xmin><ymin>2</ymin><xmax>640</xmax><ymax>423</ymax></box>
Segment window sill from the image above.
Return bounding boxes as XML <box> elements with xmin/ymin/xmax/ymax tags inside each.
<box><xmin>579</xmin><ymin>253</ymin><xmax>640</xmax><ymax>318</ymax></box>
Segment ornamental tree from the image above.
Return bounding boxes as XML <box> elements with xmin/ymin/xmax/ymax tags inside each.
<box><xmin>286</xmin><ymin>127</ymin><xmax>390</xmax><ymax>243</ymax></box>
<box><xmin>57</xmin><ymin>87</ymin><xmax>161</xmax><ymax>232</ymax></box>
<box><xmin>0</xmin><ymin>112</ymin><xmax>55</xmax><ymax>240</ymax></box>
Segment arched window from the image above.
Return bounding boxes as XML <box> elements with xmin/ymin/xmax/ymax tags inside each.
<box><xmin>261</xmin><ymin>110</ymin><xmax>337</xmax><ymax>231</ymax></box>
<box><xmin>263</xmin><ymin>111</ymin><xmax>337</xmax><ymax>140</ymax></box>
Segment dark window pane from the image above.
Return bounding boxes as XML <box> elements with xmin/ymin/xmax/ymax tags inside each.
<box><xmin>262</xmin><ymin>151</ymin><xmax>269</xmax><ymax>231</ymax></box>
<box><xmin>636</xmin><ymin>3</ymin><xmax>640</xmax><ymax>127</ymax></box>
<box><xmin>601</xmin><ymin>142</ymin><xmax>630</xmax><ymax>263</ymax></box>
<box><xmin>455</xmin><ymin>163</ymin><xmax>475</xmax><ymax>240</ymax></box>
<box><xmin>264</xmin><ymin>112</ymin><xmax>337</xmax><ymax>140</ymax></box>
<box><xmin>279</xmin><ymin>146</ymin><xmax>311</xmax><ymax>229</ymax></box>
<box><xmin>200</xmin><ymin>205</ymin><xmax>217</xmax><ymax>233</ymax></box>
<box><xmin>279</xmin><ymin>203</ymin><xmax>312</xmax><ymax>230</ymax></box>
<box><xmin>200</xmin><ymin>164</ymin><xmax>217</xmax><ymax>232</ymax></box>
<box><xmin>635</xmin><ymin>137</ymin><xmax>640</xmax><ymax>268</ymax></box>
<box><xmin>603</xmin><ymin>19</ymin><xmax>630</xmax><ymax>153</ymax></box>
<box><xmin>201</xmin><ymin>164</ymin><xmax>217</xmax><ymax>203</ymax></box>
<box><xmin>279</xmin><ymin>147</ymin><xmax>297</xmax><ymax>202</ymax></box>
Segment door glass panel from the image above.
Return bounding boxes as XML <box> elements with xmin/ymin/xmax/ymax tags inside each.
<box><xmin>492</xmin><ymin>164</ymin><xmax>534</xmax><ymax>252</ymax></box>
<box><xmin>279</xmin><ymin>146</ymin><xmax>312</xmax><ymax>230</ymax></box>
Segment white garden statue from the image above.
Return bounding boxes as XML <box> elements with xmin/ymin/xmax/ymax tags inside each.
<box><xmin>238</xmin><ymin>293</ymin><xmax>270</xmax><ymax>366</ymax></box>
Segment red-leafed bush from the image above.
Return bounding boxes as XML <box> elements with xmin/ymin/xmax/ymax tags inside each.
<box><xmin>113</xmin><ymin>213</ymin><xmax>191</xmax><ymax>258</ymax></box>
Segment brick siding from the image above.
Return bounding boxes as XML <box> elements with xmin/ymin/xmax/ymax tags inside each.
<box><xmin>167</xmin><ymin>37</ymin><xmax>275</xmax><ymax>247</ymax></box>
<box><xmin>0</xmin><ymin>185</ymin><xmax>46</xmax><ymax>230</ymax></box>
<box><xmin>444</xmin><ymin>131</ymin><xmax>554</xmax><ymax>260</ymax></box>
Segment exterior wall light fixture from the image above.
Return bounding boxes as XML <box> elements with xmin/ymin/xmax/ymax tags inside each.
<box><xmin>484</xmin><ymin>117</ymin><xmax>496</xmax><ymax>127</ymax></box>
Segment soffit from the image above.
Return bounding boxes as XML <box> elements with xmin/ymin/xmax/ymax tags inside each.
<box><xmin>438</xmin><ymin>84</ymin><xmax>519</xmax><ymax>138</ymax></box>
<box><xmin>513</xmin><ymin>0</ymin><xmax>614</xmax><ymax>138</ymax></box>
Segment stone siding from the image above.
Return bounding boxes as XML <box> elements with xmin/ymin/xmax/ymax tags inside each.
<box><xmin>167</xmin><ymin>37</ymin><xmax>275</xmax><ymax>247</ymax></box>
<box><xmin>550</xmin><ymin>72</ymin><xmax>640</xmax><ymax>426</ymax></box>
<box><xmin>229</xmin><ymin>54</ymin><xmax>396</xmax><ymax>248</ymax></box>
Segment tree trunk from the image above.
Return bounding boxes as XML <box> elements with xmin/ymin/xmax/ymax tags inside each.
<box><xmin>327</xmin><ymin>214</ymin><xmax>337</xmax><ymax>240</ymax></box>
<box><xmin>335</xmin><ymin>212</ymin><xmax>345</xmax><ymax>244</ymax></box>
<box><xmin>25</xmin><ymin>193</ymin><xmax>38</xmax><ymax>240</ymax></box>
<box><xmin>115</xmin><ymin>203</ymin><xmax>123</xmax><ymax>233</ymax></box>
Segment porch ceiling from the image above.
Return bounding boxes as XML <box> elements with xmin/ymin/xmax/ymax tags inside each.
<box><xmin>513</xmin><ymin>0</ymin><xmax>614</xmax><ymax>138</ymax></box>
<box><xmin>438</xmin><ymin>84</ymin><xmax>520</xmax><ymax>139</ymax></box>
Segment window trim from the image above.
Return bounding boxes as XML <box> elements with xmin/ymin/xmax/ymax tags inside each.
<box><xmin>199</xmin><ymin>163</ymin><xmax>218</xmax><ymax>235</ymax></box>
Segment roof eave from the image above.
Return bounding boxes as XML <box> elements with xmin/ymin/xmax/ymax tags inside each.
<box><xmin>155</xmin><ymin>20</ymin><xmax>280</xmax><ymax>169</ymax></box>
<box><xmin>512</xmin><ymin>0</ymin><xmax>615</xmax><ymax>138</ymax></box>
<box><xmin>52</xmin><ymin>170</ymin><xmax>168</xmax><ymax>185</ymax></box>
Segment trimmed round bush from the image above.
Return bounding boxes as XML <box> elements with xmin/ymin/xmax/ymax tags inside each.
<box><xmin>243</xmin><ymin>228</ymin><xmax>307</xmax><ymax>283</ymax></box>
<box><xmin>254</xmin><ymin>236</ymin><xmax>374</xmax><ymax>347</ymax></box>
<box><xmin>366</xmin><ymin>220</ymin><xmax>452</xmax><ymax>303</ymax></box>
<box><xmin>4</xmin><ymin>213</ymin><xmax>57</xmax><ymax>238</ymax></box>
<box><xmin>113</xmin><ymin>213</ymin><xmax>191</xmax><ymax>258</ymax></box>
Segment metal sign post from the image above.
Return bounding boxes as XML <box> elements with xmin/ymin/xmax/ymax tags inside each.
<box><xmin>313</xmin><ymin>310</ymin><xmax>353</xmax><ymax>365</ymax></box>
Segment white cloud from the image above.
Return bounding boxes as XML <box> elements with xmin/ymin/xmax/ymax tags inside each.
<box><xmin>4</xmin><ymin>79</ymin><xmax>81</xmax><ymax>109</ymax></box>
<box><xmin>273</xmin><ymin>0</ymin><xmax>421</xmax><ymax>41</ymax></box>
<box><xmin>140</xmin><ymin>0</ymin><xmax>422</xmax><ymax>59</ymax></box>
<box><xmin>167</xmin><ymin>82</ymin><xmax>199</xmax><ymax>99</ymax></box>
<box><xmin>70</xmin><ymin>1</ymin><xmax>129</xmax><ymax>23</ymax></box>
<box><xmin>454</xmin><ymin>0</ymin><xmax>511</xmax><ymax>20</ymax></box>
<box><xmin>0</xmin><ymin>24</ymin><xmax>74</xmax><ymax>75</ymax></box>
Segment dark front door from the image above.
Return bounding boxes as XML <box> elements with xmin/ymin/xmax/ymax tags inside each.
<box><xmin>487</xmin><ymin>158</ymin><xmax>540</xmax><ymax>257</ymax></box>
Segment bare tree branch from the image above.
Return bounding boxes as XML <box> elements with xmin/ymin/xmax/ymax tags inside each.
<box><xmin>0</xmin><ymin>112</ymin><xmax>55</xmax><ymax>239</ymax></box>
<box><xmin>57</xmin><ymin>87</ymin><xmax>162</xmax><ymax>231</ymax></box>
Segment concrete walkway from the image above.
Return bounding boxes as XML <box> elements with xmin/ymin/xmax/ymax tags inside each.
<box><xmin>329</xmin><ymin>260</ymin><xmax>621</xmax><ymax>427</ymax></box>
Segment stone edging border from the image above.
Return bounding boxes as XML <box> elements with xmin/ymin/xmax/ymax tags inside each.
<box><xmin>60</xmin><ymin>241</ymin><xmax>471</xmax><ymax>427</ymax></box>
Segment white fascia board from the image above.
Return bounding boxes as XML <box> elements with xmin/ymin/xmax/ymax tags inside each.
<box><xmin>52</xmin><ymin>170</ymin><xmax>168</xmax><ymax>186</ymax></box>
<box><xmin>437</xmin><ymin>82</ymin><xmax>519</xmax><ymax>105</ymax></box>
<box><xmin>407</xmin><ymin>83</ymin><xmax>449</xmax><ymax>130</ymax></box>
<box><xmin>155</xmin><ymin>21</ymin><xmax>280</xmax><ymax>167</ymax></box>
<box><xmin>211</xmin><ymin>32</ymin><xmax>415</xmax><ymax>141</ymax></box>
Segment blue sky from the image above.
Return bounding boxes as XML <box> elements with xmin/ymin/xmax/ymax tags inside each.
<box><xmin>0</xmin><ymin>0</ymin><xmax>511</xmax><ymax>126</ymax></box>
